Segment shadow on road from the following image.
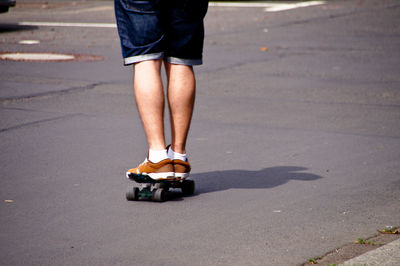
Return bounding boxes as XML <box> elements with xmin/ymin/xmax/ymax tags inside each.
<box><xmin>0</xmin><ymin>24</ymin><xmax>37</xmax><ymax>33</ymax></box>
<box><xmin>194</xmin><ymin>166</ymin><xmax>323</xmax><ymax>194</ymax></box>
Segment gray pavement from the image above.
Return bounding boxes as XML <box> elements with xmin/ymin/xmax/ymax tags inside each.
<box><xmin>1</xmin><ymin>0</ymin><xmax>400</xmax><ymax>265</ymax></box>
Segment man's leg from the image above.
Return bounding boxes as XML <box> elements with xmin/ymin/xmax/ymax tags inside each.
<box><xmin>126</xmin><ymin>59</ymin><xmax>175</xmax><ymax>180</ymax></box>
<box><xmin>133</xmin><ymin>59</ymin><xmax>166</xmax><ymax>151</ymax></box>
<box><xmin>165</xmin><ymin>62</ymin><xmax>196</xmax><ymax>154</ymax></box>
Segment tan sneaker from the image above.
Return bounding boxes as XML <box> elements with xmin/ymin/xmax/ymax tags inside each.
<box><xmin>126</xmin><ymin>158</ymin><xmax>174</xmax><ymax>180</ymax></box>
<box><xmin>173</xmin><ymin>159</ymin><xmax>191</xmax><ymax>179</ymax></box>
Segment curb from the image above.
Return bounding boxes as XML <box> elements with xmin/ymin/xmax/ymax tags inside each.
<box><xmin>340</xmin><ymin>238</ymin><xmax>400</xmax><ymax>266</ymax></box>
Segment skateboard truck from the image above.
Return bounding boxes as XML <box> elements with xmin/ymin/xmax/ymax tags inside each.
<box><xmin>126</xmin><ymin>173</ymin><xmax>195</xmax><ymax>202</ymax></box>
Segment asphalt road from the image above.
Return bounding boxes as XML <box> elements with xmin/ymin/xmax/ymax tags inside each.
<box><xmin>1</xmin><ymin>0</ymin><xmax>399</xmax><ymax>265</ymax></box>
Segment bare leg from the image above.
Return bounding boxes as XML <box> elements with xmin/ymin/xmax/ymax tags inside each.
<box><xmin>133</xmin><ymin>59</ymin><xmax>166</xmax><ymax>150</ymax></box>
<box><xmin>165</xmin><ymin>62</ymin><xmax>196</xmax><ymax>154</ymax></box>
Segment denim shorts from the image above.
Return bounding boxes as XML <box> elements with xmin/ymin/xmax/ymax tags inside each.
<box><xmin>114</xmin><ymin>0</ymin><xmax>209</xmax><ymax>66</ymax></box>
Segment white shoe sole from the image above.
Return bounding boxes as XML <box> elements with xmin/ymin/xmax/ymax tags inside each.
<box><xmin>174</xmin><ymin>172</ymin><xmax>189</xmax><ymax>179</ymax></box>
<box><xmin>126</xmin><ymin>171</ymin><xmax>175</xmax><ymax>180</ymax></box>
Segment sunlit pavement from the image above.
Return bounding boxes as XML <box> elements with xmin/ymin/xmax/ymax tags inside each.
<box><xmin>1</xmin><ymin>1</ymin><xmax>399</xmax><ymax>265</ymax></box>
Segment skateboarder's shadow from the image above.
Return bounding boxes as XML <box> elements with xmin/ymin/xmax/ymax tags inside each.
<box><xmin>193</xmin><ymin>166</ymin><xmax>323</xmax><ymax>194</ymax></box>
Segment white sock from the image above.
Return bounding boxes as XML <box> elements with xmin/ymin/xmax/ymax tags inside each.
<box><xmin>167</xmin><ymin>146</ymin><xmax>187</xmax><ymax>161</ymax></box>
<box><xmin>148</xmin><ymin>149</ymin><xmax>168</xmax><ymax>163</ymax></box>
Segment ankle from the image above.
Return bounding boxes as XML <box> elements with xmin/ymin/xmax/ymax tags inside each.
<box><xmin>167</xmin><ymin>145</ymin><xmax>187</xmax><ymax>161</ymax></box>
<box><xmin>170</xmin><ymin>143</ymin><xmax>187</xmax><ymax>154</ymax></box>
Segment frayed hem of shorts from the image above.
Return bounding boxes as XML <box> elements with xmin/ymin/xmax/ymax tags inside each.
<box><xmin>165</xmin><ymin>56</ymin><xmax>202</xmax><ymax>66</ymax></box>
<box><xmin>123</xmin><ymin>52</ymin><xmax>164</xmax><ymax>65</ymax></box>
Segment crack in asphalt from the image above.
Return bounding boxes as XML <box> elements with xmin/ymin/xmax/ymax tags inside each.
<box><xmin>0</xmin><ymin>82</ymin><xmax>106</xmax><ymax>102</ymax></box>
<box><xmin>0</xmin><ymin>106</ymin><xmax>71</xmax><ymax>115</ymax></box>
<box><xmin>0</xmin><ymin>113</ymin><xmax>81</xmax><ymax>133</ymax></box>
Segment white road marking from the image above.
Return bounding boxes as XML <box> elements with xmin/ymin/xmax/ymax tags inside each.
<box><xmin>18</xmin><ymin>21</ymin><xmax>117</xmax><ymax>28</ymax></box>
<box><xmin>60</xmin><ymin>6</ymin><xmax>114</xmax><ymax>14</ymax></box>
<box><xmin>209</xmin><ymin>1</ymin><xmax>325</xmax><ymax>12</ymax></box>
<box><xmin>209</xmin><ymin>2</ymin><xmax>278</xmax><ymax>8</ymax></box>
<box><xmin>17</xmin><ymin>1</ymin><xmax>326</xmax><ymax>30</ymax></box>
<box><xmin>0</xmin><ymin>52</ymin><xmax>75</xmax><ymax>61</ymax></box>
<box><xmin>18</xmin><ymin>40</ymin><xmax>40</xmax><ymax>45</ymax></box>
<box><xmin>264</xmin><ymin>1</ymin><xmax>325</xmax><ymax>12</ymax></box>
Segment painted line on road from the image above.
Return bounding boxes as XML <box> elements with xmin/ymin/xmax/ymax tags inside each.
<box><xmin>60</xmin><ymin>6</ymin><xmax>114</xmax><ymax>14</ymax></box>
<box><xmin>264</xmin><ymin>1</ymin><xmax>325</xmax><ymax>12</ymax></box>
<box><xmin>0</xmin><ymin>52</ymin><xmax>74</xmax><ymax>61</ymax></box>
<box><xmin>209</xmin><ymin>1</ymin><xmax>325</xmax><ymax>12</ymax></box>
<box><xmin>18</xmin><ymin>40</ymin><xmax>40</xmax><ymax>45</ymax></box>
<box><xmin>18</xmin><ymin>1</ymin><xmax>326</xmax><ymax>29</ymax></box>
<box><xmin>18</xmin><ymin>21</ymin><xmax>117</xmax><ymax>28</ymax></box>
<box><xmin>210</xmin><ymin>2</ymin><xmax>279</xmax><ymax>8</ymax></box>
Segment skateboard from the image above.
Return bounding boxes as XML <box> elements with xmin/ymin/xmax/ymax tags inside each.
<box><xmin>126</xmin><ymin>173</ymin><xmax>195</xmax><ymax>202</ymax></box>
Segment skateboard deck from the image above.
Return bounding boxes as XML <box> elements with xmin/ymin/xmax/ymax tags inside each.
<box><xmin>126</xmin><ymin>173</ymin><xmax>195</xmax><ymax>202</ymax></box>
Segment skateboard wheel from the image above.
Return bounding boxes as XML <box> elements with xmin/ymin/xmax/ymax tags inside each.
<box><xmin>182</xmin><ymin>180</ymin><xmax>195</xmax><ymax>196</ymax></box>
<box><xmin>126</xmin><ymin>187</ymin><xmax>139</xmax><ymax>201</ymax></box>
<box><xmin>152</xmin><ymin>188</ymin><xmax>165</xmax><ymax>202</ymax></box>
